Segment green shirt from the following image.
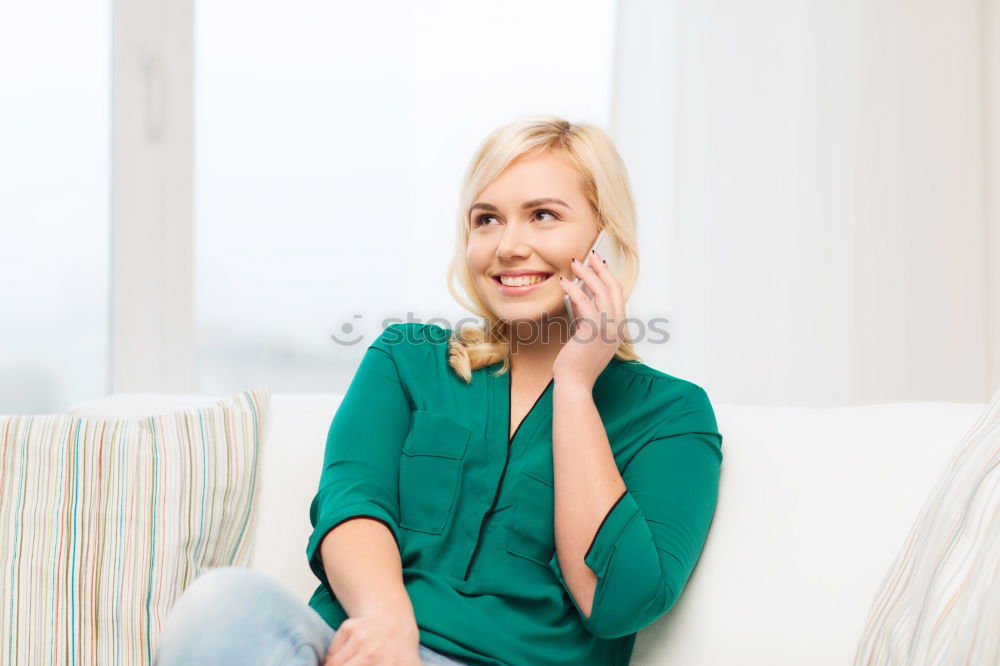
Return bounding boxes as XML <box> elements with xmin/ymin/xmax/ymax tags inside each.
<box><xmin>305</xmin><ymin>322</ymin><xmax>723</xmax><ymax>666</ymax></box>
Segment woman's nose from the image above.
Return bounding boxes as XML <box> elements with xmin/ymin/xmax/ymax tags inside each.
<box><xmin>494</xmin><ymin>229</ymin><xmax>534</xmax><ymax>260</ymax></box>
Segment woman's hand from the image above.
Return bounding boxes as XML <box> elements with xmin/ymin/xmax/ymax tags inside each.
<box><xmin>323</xmin><ymin>611</ymin><xmax>423</xmax><ymax>666</ymax></box>
<box><xmin>553</xmin><ymin>249</ymin><xmax>627</xmax><ymax>390</ymax></box>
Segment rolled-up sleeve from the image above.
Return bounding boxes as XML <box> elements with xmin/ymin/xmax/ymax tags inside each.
<box><xmin>305</xmin><ymin>324</ymin><xmax>413</xmax><ymax>597</ymax></box>
<box><xmin>548</xmin><ymin>386</ymin><xmax>723</xmax><ymax>639</ymax></box>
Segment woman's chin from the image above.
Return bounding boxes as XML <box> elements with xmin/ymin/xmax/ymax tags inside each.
<box><xmin>492</xmin><ymin>299</ymin><xmax>568</xmax><ymax>323</ymax></box>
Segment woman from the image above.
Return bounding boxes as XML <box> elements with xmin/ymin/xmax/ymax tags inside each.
<box><xmin>154</xmin><ymin>115</ymin><xmax>723</xmax><ymax>666</ymax></box>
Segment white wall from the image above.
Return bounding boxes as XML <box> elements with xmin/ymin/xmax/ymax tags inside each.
<box><xmin>614</xmin><ymin>0</ymin><xmax>998</xmax><ymax>407</ymax></box>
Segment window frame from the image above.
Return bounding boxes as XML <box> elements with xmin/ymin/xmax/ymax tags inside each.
<box><xmin>111</xmin><ymin>0</ymin><xmax>195</xmax><ymax>393</ymax></box>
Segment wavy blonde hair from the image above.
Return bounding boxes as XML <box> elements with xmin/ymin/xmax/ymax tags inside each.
<box><xmin>445</xmin><ymin>115</ymin><xmax>643</xmax><ymax>384</ymax></box>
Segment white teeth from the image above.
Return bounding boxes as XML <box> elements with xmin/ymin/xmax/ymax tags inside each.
<box><xmin>498</xmin><ymin>274</ymin><xmax>549</xmax><ymax>287</ymax></box>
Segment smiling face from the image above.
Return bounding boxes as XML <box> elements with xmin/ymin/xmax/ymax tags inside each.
<box><xmin>466</xmin><ymin>150</ymin><xmax>601</xmax><ymax>324</ymax></box>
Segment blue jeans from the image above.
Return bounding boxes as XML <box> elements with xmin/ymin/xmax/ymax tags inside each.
<box><xmin>154</xmin><ymin>567</ymin><xmax>468</xmax><ymax>666</ymax></box>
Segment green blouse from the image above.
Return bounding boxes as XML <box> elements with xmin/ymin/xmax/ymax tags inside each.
<box><xmin>305</xmin><ymin>322</ymin><xmax>723</xmax><ymax>666</ymax></box>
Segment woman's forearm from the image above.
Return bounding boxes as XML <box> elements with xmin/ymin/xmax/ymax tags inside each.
<box><xmin>551</xmin><ymin>378</ymin><xmax>628</xmax><ymax>618</ymax></box>
<box><xmin>319</xmin><ymin>517</ymin><xmax>417</xmax><ymax>624</ymax></box>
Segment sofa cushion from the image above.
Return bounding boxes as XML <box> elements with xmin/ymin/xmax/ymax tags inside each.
<box><xmin>65</xmin><ymin>392</ymin><xmax>341</xmax><ymax>604</ymax></box>
<box><xmin>853</xmin><ymin>386</ymin><xmax>1000</xmax><ymax>663</ymax></box>
<box><xmin>0</xmin><ymin>386</ymin><xmax>270</xmax><ymax>666</ymax></box>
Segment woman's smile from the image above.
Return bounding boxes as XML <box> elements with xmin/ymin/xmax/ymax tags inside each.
<box><xmin>491</xmin><ymin>271</ymin><xmax>555</xmax><ymax>296</ymax></box>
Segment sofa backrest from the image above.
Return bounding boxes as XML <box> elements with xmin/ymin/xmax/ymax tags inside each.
<box><xmin>66</xmin><ymin>393</ymin><xmax>988</xmax><ymax>665</ymax></box>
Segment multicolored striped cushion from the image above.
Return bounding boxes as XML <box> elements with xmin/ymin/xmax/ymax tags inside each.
<box><xmin>854</xmin><ymin>385</ymin><xmax>1000</xmax><ymax>665</ymax></box>
<box><xmin>0</xmin><ymin>386</ymin><xmax>270</xmax><ymax>666</ymax></box>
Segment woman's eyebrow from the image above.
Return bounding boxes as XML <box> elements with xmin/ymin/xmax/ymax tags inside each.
<box><xmin>469</xmin><ymin>197</ymin><xmax>572</xmax><ymax>215</ymax></box>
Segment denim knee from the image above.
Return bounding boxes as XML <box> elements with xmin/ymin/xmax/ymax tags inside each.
<box><xmin>179</xmin><ymin>566</ymin><xmax>264</xmax><ymax>604</ymax></box>
<box><xmin>154</xmin><ymin>567</ymin><xmax>332</xmax><ymax>666</ymax></box>
<box><xmin>162</xmin><ymin>567</ymin><xmax>270</xmax><ymax>630</ymax></box>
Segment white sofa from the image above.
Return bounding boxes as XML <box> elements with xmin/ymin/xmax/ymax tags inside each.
<box><xmin>65</xmin><ymin>393</ymin><xmax>988</xmax><ymax>665</ymax></box>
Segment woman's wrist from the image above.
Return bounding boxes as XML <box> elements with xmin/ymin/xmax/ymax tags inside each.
<box><xmin>356</xmin><ymin>591</ymin><xmax>416</xmax><ymax>621</ymax></box>
<box><xmin>361</xmin><ymin>604</ymin><xmax>421</xmax><ymax>642</ymax></box>
<box><xmin>552</xmin><ymin>374</ymin><xmax>594</xmax><ymax>396</ymax></box>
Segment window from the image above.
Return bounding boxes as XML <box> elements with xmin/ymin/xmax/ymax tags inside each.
<box><xmin>194</xmin><ymin>0</ymin><xmax>615</xmax><ymax>394</ymax></box>
<box><xmin>0</xmin><ymin>0</ymin><xmax>111</xmax><ymax>414</ymax></box>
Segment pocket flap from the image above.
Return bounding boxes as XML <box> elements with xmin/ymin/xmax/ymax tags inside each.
<box><xmin>402</xmin><ymin>410</ymin><xmax>472</xmax><ymax>459</ymax></box>
<box><xmin>505</xmin><ymin>469</ymin><xmax>556</xmax><ymax>566</ymax></box>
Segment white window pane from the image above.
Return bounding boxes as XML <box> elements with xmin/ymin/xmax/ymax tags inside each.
<box><xmin>0</xmin><ymin>0</ymin><xmax>111</xmax><ymax>414</ymax></box>
<box><xmin>195</xmin><ymin>0</ymin><xmax>615</xmax><ymax>394</ymax></box>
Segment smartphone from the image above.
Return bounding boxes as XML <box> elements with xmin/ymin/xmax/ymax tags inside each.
<box><xmin>563</xmin><ymin>229</ymin><xmax>610</xmax><ymax>323</ymax></box>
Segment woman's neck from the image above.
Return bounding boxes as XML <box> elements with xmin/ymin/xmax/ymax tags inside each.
<box><xmin>505</xmin><ymin>316</ymin><xmax>572</xmax><ymax>382</ymax></box>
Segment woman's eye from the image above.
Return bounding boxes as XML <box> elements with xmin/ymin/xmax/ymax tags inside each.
<box><xmin>472</xmin><ymin>209</ymin><xmax>558</xmax><ymax>227</ymax></box>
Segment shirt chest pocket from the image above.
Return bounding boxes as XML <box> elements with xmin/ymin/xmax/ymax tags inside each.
<box><xmin>505</xmin><ymin>469</ymin><xmax>556</xmax><ymax>567</ymax></box>
<box><xmin>398</xmin><ymin>410</ymin><xmax>472</xmax><ymax>535</ymax></box>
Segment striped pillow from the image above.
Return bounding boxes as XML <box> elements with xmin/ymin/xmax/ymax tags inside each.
<box><xmin>0</xmin><ymin>386</ymin><xmax>270</xmax><ymax>666</ymax></box>
<box><xmin>853</xmin><ymin>385</ymin><xmax>1000</xmax><ymax>665</ymax></box>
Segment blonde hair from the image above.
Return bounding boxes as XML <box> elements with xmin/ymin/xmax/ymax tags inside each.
<box><xmin>445</xmin><ymin>115</ymin><xmax>643</xmax><ymax>384</ymax></box>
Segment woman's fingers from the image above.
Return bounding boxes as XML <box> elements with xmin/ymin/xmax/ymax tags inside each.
<box><xmin>589</xmin><ymin>249</ymin><xmax>625</xmax><ymax>320</ymax></box>
<box><xmin>325</xmin><ymin>624</ymin><xmax>357</xmax><ymax>666</ymax></box>
<box><xmin>568</xmin><ymin>255</ymin><xmax>612</xmax><ymax>318</ymax></box>
<box><xmin>560</xmin><ymin>275</ymin><xmax>598</xmax><ymax>329</ymax></box>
